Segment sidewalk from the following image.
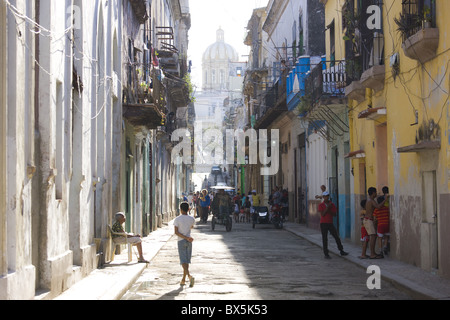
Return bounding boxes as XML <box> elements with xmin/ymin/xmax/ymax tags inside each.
<box><xmin>54</xmin><ymin>221</ymin><xmax>176</xmax><ymax>300</ymax></box>
<box><xmin>283</xmin><ymin>222</ymin><xmax>450</xmax><ymax>300</ymax></box>
<box><xmin>53</xmin><ymin>220</ymin><xmax>450</xmax><ymax>300</ymax></box>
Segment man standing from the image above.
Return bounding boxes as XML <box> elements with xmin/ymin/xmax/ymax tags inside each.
<box><xmin>318</xmin><ymin>192</ymin><xmax>348</xmax><ymax>259</ymax></box>
<box><xmin>174</xmin><ymin>202</ymin><xmax>196</xmax><ymax>287</ymax></box>
<box><xmin>199</xmin><ymin>189</ymin><xmax>211</xmax><ymax>223</ymax></box>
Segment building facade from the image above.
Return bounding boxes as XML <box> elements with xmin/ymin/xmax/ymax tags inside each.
<box><xmin>243</xmin><ymin>0</ymin><xmax>327</xmax><ymax>223</ymax></box>
<box><xmin>0</xmin><ymin>0</ymin><xmax>191</xmax><ymax>300</ymax></box>
<box><xmin>317</xmin><ymin>0</ymin><xmax>450</xmax><ymax>279</ymax></box>
<box><xmin>195</xmin><ymin>28</ymin><xmax>246</xmax><ymax>181</ymax></box>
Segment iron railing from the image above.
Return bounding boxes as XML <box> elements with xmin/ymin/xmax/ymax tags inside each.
<box><xmin>400</xmin><ymin>0</ymin><xmax>437</xmax><ymax>41</ymax></box>
<box><xmin>305</xmin><ymin>60</ymin><xmax>347</xmax><ymax>108</ymax></box>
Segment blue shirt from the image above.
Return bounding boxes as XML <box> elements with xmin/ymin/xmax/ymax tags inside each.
<box><xmin>200</xmin><ymin>195</ymin><xmax>210</xmax><ymax>207</ymax></box>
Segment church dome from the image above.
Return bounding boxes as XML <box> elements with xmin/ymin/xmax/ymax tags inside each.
<box><xmin>202</xmin><ymin>28</ymin><xmax>239</xmax><ymax>62</ymax></box>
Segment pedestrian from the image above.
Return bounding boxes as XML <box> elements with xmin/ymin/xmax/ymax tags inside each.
<box><xmin>252</xmin><ymin>190</ymin><xmax>260</xmax><ymax>209</ymax></box>
<box><xmin>315</xmin><ymin>185</ymin><xmax>327</xmax><ymax>200</ymax></box>
<box><xmin>281</xmin><ymin>189</ymin><xmax>288</xmax><ymax>221</ymax></box>
<box><xmin>318</xmin><ymin>191</ymin><xmax>348</xmax><ymax>259</ymax></box>
<box><xmin>240</xmin><ymin>193</ymin><xmax>247</xmax><ymax>208</ymax></box>
<box><xmin>359</xmin><ymin>200</ymin><xmax>369</xmax><ymax>259</ymax></box>
<box><xmin>244</xmin><ymin>196</ymin><xmax>251</xmax><ymax>222</ymax></box>
<box><xmin>214</xmin><ymin>188</ymin><xmax>231</xmax><ymax>216</ymax></box>
<box><xmin>233</xmin><ymin>202</ymin><xmax>240</xmax><ymax>222</ymax></box>
<box><xmin>111</xmin><ymin>212</ymin><xmax>149</xmax><ymax>263</ymax></box>
<box><xmin>373</xmin><ymin>186</ymin><xmax>390</xmax><ymax>256</ymax></box>
<box><xmin>195</xmin><ymin>191</ymin><xmax>200</xmax><ymax>218</ymax></box>
<box><xmin>273</xmin><ymin>187</ymin><xmax>281</xmax><ymax>205</ymax></box>
<box><xmin>187</xmin><ymin>192</ymin><xmax>194</xmax><ymax>214</ymax></box>
<box><xmin>199</xmin><ymin>189</ymin><xmax>211</xmax><ymax>223</ymax></box>
<box><xmin>365</xmin><ymin>187</ymin><xmax>384</xmax><ymax>259</ymax></box>
<box><xmin>174</xmin><ymin>202</ymin><xmax>196</xmax><ymax>287</ymax></box>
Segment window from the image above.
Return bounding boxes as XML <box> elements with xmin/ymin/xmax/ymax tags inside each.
<box><xmin>220</xmin><ymin>69</ymin><xmax>225</xmax><ymax>85</ymax></box>
<box><xmin>328</xmin><ymin>20</ymin><xmax>335</xmax><ymax>66</ymax></box>
<box><xmin>298</xmin><ymin>10</ymin><xmax>304</xmax><ymax>56</ymax></box>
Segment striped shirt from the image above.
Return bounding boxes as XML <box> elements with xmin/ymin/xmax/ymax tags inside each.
<box><xmin>373</xmin><ymin>205</ymin><xmax>389</xmax><ymax>227</ymax></box>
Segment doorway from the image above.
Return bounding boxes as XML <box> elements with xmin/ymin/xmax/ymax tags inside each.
<box><xmin>421</xmin><ymin>170</ymin><xmax>439</xmax><ymax>271</ymax></box>
<box><xmin>375</xmin><ymin>123</ymin><xmax>388</xmax><ymax>190</ymax></box>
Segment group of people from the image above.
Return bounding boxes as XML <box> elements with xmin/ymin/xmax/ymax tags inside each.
<box><xmin>359</xmin><ymin>186</ymin><xmax>390</xmax><ymax>259</ymax></box>
<box><xmin>268</xmin><ymin>187</ymin><xmax>289</xmax><ymax>220</ymax></box>
<box><xmin>316</xmin><ymin>184</ymin><xmax>390</xmax><ymax>260</ymax></box>
<box><xmin>182</xmin><ymin>189</ymin><xmax>213</xmax><ymax>223</ymax></box>
<box><xmin>111</xmin><ymin>183</ymin><xmax>391</xmax><ymax>286</ymax></box>
<box><xmin>230</xmin><ymin>190</ymin><xmax>260</xmax><ymax>223</ymax></box>
<box><xmin>111</xmin><ymin>203</ymin><xmax>197</xmax><ymax>287</ymax></box>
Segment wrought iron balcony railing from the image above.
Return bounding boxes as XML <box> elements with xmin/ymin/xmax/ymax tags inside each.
<box><xmin>304</xmin><ymin>60</ymin><xmax>347</xmax><ymax>108</ymax></box>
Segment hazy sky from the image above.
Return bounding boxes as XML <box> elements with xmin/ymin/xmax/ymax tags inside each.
<box><xmin>188</xmin><ymin>0</ymin><xmax>268</xmax><ymax>90</ymax></box>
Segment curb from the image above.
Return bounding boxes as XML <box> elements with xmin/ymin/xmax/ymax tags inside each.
<box><xmin>283</xmin><ymin>223</ymin><xmax>450</xmax><ymax>300</ymax></box>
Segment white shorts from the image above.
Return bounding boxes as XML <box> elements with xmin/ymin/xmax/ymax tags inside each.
<box><xmin>113</xmin><ymin>236</ymin><xmax>141</xmax><ymax>245</ymax></box>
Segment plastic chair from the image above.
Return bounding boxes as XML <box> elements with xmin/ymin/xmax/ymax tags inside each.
<box><xmin>107</xmin><ymin>225</ymin><xmax>133</xmax><ymax>263</ymax></box>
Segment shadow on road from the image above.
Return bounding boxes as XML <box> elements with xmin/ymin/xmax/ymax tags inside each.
<box><xmin>191</xmin><ymin>216</ymin><xmax>410</xmax><ymax>300</ymax></box>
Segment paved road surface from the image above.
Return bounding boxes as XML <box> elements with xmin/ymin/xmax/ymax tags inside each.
<box><xmin>121</xmin><ymin>218</ymin><xmax>411</xmax><ymax>300</ymax></box>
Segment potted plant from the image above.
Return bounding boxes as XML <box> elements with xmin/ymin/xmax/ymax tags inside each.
<box><xmin>422</xmin><ymin>5</ymin><xmax>432</xmax><ymax>28</ymax></box>
<box><xmin>394</xmin><ymin>12</ymin><xmax>422</xmax><ymax>40</ymax></box>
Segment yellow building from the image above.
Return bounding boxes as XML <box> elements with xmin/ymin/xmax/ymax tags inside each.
<box><xmin>322</xmin><ymin>0</ymin><xmax>450</xmax><ymax>278</ymax></box>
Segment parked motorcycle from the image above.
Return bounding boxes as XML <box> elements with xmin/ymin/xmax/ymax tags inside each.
<box><xmin>252</xmin><ymin>206</ymin><xmax>270</xmax><ymax>228</ymax></box>
<box><xmin>270</xmin><ymin>204</ymin><xmax>283</xmax><ymax>229</ymax></box>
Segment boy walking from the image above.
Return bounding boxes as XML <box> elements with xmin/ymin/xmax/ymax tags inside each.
<box><xmin>174</xmin><ymin>202</ymin><xmax>196</xmax><ymax>287</ymax></box>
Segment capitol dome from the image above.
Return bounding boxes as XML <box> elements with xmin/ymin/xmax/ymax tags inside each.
<box><xmin>202</xmin><ymin>28</ymin><xmax>239</xmax><ymax>62</ymax></box>
<box><xmin>202</xmin><ymin>28</ymin><xmax>239</xmax><ymax>91</ymax></box>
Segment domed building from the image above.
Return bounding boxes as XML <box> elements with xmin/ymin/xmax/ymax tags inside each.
<box><xmin>202</xmin><ymin>28</ymin><xmax>239</xmax><ymax>91</ymax></box>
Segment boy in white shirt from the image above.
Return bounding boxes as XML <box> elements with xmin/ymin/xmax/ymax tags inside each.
<box><xmin>174</xmin><ymin>202</ymin><xmax>196</xmax><ymax>287</ymax></box>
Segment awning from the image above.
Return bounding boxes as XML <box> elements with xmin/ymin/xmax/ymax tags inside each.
<box><xmin>397</xmin><ymin>140</ymin><xmax>440</xmax><ymax>153</ymax></box>
<box><xmin>344</xmin><ymin>150</ymin><xmax>366</xmax><ymax>159</ymax></box>
<box><xmin>358</xmin><ymin>107</ymin><xmax>386</xmax><ymax>120</ymax></box>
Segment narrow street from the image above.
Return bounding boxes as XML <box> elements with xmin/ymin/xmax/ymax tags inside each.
<box><xmin>121</xmin><ymin>217</ymin><xmax>411</xmax><ymax>300</ymax></box>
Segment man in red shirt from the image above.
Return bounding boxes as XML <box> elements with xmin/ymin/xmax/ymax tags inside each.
<box><xmin>318</xmin><ymin>192</ymin><xmax>348</xmax><ymax>259</ymax></box>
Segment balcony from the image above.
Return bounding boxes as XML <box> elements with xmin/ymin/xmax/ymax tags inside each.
<box><xmin>360</xmin><ymin>64</ymin><xmax>385</xmax><ymax>92</ymax></box>
<box><xmin>396</xmin><ymin>0</ymin><xmax>439</xmax><ymax>63</ymax></box>
<box><xmin>287</xmin><ymin>56</ymin><xmax>314</xmax><ymax>111</ymax></box>
<box><xmin>345</xmin><ymin>80</ymin><xmax>365</xmax><ymax>103</ymax></box>
<box><xmin>253</xmin><ymin>69</ymin><xmax>288</xmax><ymax>129</ymax></box>
<box><xmin>123</xmin><ymin>68</ymin><xmax>166</xmax><ymax>129</ymax></box>
<box><xmin>302</xmin><ymin>60</ymin><xmax>347</xmax><ymax>115</ymax></box>
<box><xmin>402</xmin><ymin>27</ymin><xmax>439</xmax><ymax>63</ymax></box>
<box><xmin>129</xmin><ymin>0</ymin><xmax>148</xmax><ymax>24</ymax></box>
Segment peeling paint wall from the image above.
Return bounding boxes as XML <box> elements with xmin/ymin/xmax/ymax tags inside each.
<box><xmin>341</xmin><ymin>0</ymin><xmax>450</xmax><ymax>279</ymax></box>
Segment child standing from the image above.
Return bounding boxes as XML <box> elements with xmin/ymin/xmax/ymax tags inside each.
<box><xmin>373</xmin><ymin>187</ymin><xmax>390</xmax><ymax>256</ymax></box>
<box><xmin>359</xmin><ymin>200</ymin><xmax>369</xmax><ymax>259</ymax></box>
